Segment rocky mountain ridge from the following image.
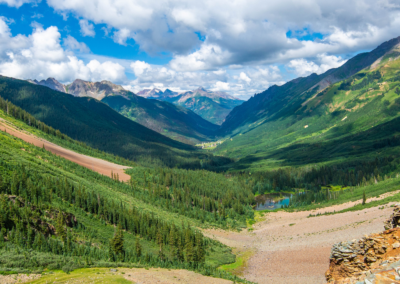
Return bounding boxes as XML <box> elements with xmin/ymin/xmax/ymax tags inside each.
<box><xmin>27</xmin><ymin>76</ymin><xmax>244</xmax><ymax>125</ymax></box>
<box><xmin>25</xmin><ymin>77</ymin><xmax>219</xmax><ymax>144</ymax></box>
<box><xmin>136</xmin><ymin>86</ymin><xmax>241</xmax><ymax>101</ymax></box>
<box><xmin>138</xmin><ymin>87</ymin><xmax>244</xmax><ymax>125</ymax></box>
<box><xmin>66</xmin><ymin>79</ymin><xmax>134</xmax><ymax>100</ymax></box>
<box><xmin>28</xmin><ymin>77</ymin><xmax>66</xmax><ymax>93</ymax></box>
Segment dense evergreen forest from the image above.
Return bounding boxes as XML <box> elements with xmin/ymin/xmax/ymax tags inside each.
<box><xmin>0</xmin><ymin>109</ymin><xmax>252</xmax><ymax>283</ymax></box>
<box><xmin>127</xmin><ymin>167</ymin><xmax>255</xmax><ymax>227</ymax></box>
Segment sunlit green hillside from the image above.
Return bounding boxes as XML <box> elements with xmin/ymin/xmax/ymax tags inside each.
<box><xmin>215</xmin><ymin>39</ymin><xmax>400</xmax><ymax>171</ymax></box>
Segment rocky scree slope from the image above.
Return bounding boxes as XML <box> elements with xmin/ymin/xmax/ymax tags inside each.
<box><xmin>326</xmin><ymin>205</ymin><xmax>400</xmax><ymax>284</ymax></box>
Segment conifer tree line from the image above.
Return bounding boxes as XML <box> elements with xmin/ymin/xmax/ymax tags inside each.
<box><xmin>338</xmin><ymin>71</ymin><xmax>382</xmax><ymax>91</ymax></box>
<box><xmin>0</xmin><ymin>162</ymin><xmax>212</xmax><ymax>266</ymax></box>
<box><xmin>244</xmin><ymin>154</ymin><xmax>400</xmax><ymax>209</ymax></box>
<box><xmin>0</xmin><ymin>170</ymin><xmax>253</xmax><ymax>282</ymax></box>
<box><xmin>0</xmin><ymin>164</ymin><xmax>256</xmax><ymax>282</ymax></box>
<box><xmin>247</xmin><ymin>156</ymin><xmax>398</xmax><ymax>195</ymax></box>
<box><xmin>127</xmin><ymin>167</ymin><xmax>255</xmax><ymax>227</ymax></box>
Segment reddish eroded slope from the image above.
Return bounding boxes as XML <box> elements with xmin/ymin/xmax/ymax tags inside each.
<box><xmin>0</xmin><ymin>118</ymin><xmax>131</xmax><ymax>182</ymax></box>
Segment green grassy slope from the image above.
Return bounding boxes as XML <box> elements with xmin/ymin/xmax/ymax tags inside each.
<box><xmin>0</xmin><ymin>75</ymin><xmax>211</xmax><ymax>168</ymax></box>
<box><xmin>0</xmin><ymin>112</ymin><xmax>253</xmax><ymax>283</ymax></box>
<box><xmin>102</xmin><ymin>95</ymin><xmax>218</xmax><ymax>145</ymax></box>
<box><xmin>214</xmin><ymin>37</ymin><xmax>400</xmax><ymax>171</ymax></box>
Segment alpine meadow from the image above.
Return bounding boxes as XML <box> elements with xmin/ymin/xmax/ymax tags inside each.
<box><xmin>1</xmin><ymin>1</ymin><xmax>400</xmax><ymax>284</ymax></box>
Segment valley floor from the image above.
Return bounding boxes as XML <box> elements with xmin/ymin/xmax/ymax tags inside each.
<box><xmin>0</xmin><ymin>117</ymin><xmax>131</xmax><ymax>181</ymax></box>
<box><xmin>205</xmin><ymin>192</ymin><xmax>400</xmax><ymax>284</ymax></box>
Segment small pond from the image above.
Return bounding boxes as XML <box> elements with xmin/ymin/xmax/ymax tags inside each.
<box><xmin>255</xmin><ymin>193</ymin><xmax>291</xmax><ymax>210</ymax></box>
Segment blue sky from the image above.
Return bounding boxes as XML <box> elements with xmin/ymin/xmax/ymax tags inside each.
<box><xmin>0</xmin><ymin>0</ymin><xmax>399</xmax><ymax>99</ymax></box>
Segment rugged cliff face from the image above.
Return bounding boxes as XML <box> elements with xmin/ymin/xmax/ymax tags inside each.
<box><xmin>326</xmin><ymin>206</ymin><xmax>400</xmax><ymax>284</ymax></box>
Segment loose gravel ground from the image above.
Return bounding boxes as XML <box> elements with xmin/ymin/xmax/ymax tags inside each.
<box><xmin>205</xmin><ymin>195</ymin><xmax>400</xmax><ymax>284</ymax></box>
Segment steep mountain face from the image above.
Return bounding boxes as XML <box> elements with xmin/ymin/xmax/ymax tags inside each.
<box><xmin>220</xmin><ymin>36</ymin><xmax>400</xmax><ymax>136</ymax></box>
<box><xmin>137</xmin><ymin>87</ymin><xmax>244</xmax><ymax>125</ymax></box>
<box><xmin>25</xmin><ymin>78</ymin><xmax>218</xmax><ymax>144</ymax></box>
<box><xmin>137</xmin><ymin>88</ymin><xmax>166</xmax><ymax>98</ymax></box>
<box><xmin>28</xmin><ymin>77</ymin><xmax>66</xmax><ymax>93</ymax></box>
<box><xmin>66</xmin><ymin>79</ymin><xmax>134</xmax><ymax>100</ymax></box>
<box><xmin>215</xmin><ymin>36</ymin><xmax>400</xmax><ymax>170</ymax></box>
<box><xmin>0</xmin><ymin>75</ymin><xmax>206</xmax><ymax>168</ymax></box>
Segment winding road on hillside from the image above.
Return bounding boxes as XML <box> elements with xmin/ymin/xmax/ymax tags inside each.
<box><xmin>0</xmin><ymin>117</ymin><xmax>131</xmax><ymax>182</ymax></box>
<box><xmin>205</xmin><ymin>192</ymin><xmax>400</xmax><ymax>284</ymax></box>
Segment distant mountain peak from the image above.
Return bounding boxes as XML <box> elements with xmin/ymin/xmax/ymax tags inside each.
<box><xmin>67</xmin><ymin>79</ymin><xmax>132</xmax><ymax>100</ymax></box>
<box><xmin>196</xmin><ymin>86</ymin><xmax>208</xmax><ymax>92</ymax></box>
<box><xmin>136</xmin><ymin>86</ymin><xmax>244</xmax><ymax>124</ymax></box>
<box><xmin>28</xmin><ymin>77</ymin><xmax>66</xmax><ymax>93</ymax></box>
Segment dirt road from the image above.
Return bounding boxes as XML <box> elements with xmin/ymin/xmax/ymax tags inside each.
<box><xmin>0</xmin><ymin>118</ymin><xmax>131</xmax><ymax>181</ymax></box>
<box><xmin>206</xmin><ymin>193</ymin><xmax>400</xmax><ymax>284</ymax></box>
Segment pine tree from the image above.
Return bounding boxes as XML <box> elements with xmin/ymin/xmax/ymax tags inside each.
<box><xmin>108</xmin><ymin>243</ymin><xmax>115</xmax><ymax>261</ymax></box>
<box><xmin>111</xmin><ymin>224</ymin><xmax>124</xmax><ymax>257</ymax></box>
<box><xmin>185</xmin><ymin>229</ymin><xmax>193</xmax><ymax>262</ymax></box>
<box><xmin>158</xmin><ymin>242</ymin><xmax>164</xmax><ymax>261</ymax></box>
<box><xmin>55</xmin><ymin>212</ymin><xmax>66</xmax><ymax>241</ymax></box>
<box><xmin>169</xmin><ymin>227</ymin><xmax>176</xmax><ymax>259</ymax></box>
<box><xmin>135</xmin><ymin>239</ymin><xmax>142</xmax><ymax>257</ymax></box>
<box><xmin>195</xmin><ymin>232</ymin><xmax>205</xmax><ymax>263</ymax></box>
<box><xmin>177</xmin><ymin>236</ymin><xmax>184</xmax><ymax>262</ymax></box>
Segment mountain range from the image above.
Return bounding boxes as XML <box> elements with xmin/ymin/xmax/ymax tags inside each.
<box><xmin>0</xmin><ymin>75</ymin><xmax>214</xmax><ymax>168</ymax></box>
<box><xmin>16</xmin><ymin>35</ymin><xmax>400</xmax><ymax>173</ymax></box>
<box><xmin>27</xmin><ymin>78</ymin><xmax>219</xmax><ymax>144</ymax></box>
<box><xmin>137</xmin><ymin>87</ymin><xmax>244</xmax><ymax>125</ymax></box>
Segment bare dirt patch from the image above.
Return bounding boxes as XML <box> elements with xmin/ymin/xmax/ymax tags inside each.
<box><xmin>121</xmin><ymin>268</ymin><xmax>233</xmax><ymax>284</ymax></box>
<box><xmin>0</xmin><ymin>118</ymin><xmax>131</xmax><ymax>181</ymax></box>
<box><xmin>0</xmin><ymin>273</ymin><xmax>41</xmax><ymax>283</ymax></box>
<box><xmin>205</xmin><ymin>196</ymin><xmax>400</xmax><ymax>284</ymax></box>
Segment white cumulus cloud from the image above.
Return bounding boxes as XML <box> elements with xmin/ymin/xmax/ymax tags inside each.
<box><xmin>130</xmin><ymin>61</ymin><xmax>152</xmax><ymax>76</ymax></box>
<box><xmin>42</xmin><ymin>0</ymin><xmax>400</xmax><ymax>70</ymax></box>
<box><xmin>287</xmin><ymin>54</ymin><xmax>347</xmax><ymax>77</ymax></box>
<box><xmin>0</xmin><ymin>19</ymin><xmax>126</xmax><ymax>83</ymax></box>
<box><xmin>79</xmin><ymin>19</ymin><xmax>95</xmax><ymax>37</ymax></box>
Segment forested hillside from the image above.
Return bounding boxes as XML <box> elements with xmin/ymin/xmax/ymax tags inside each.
<box><xmin>0</xmin><ymin>106</ymin><xmax>253</xmax><ymax>282</ymax></box>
